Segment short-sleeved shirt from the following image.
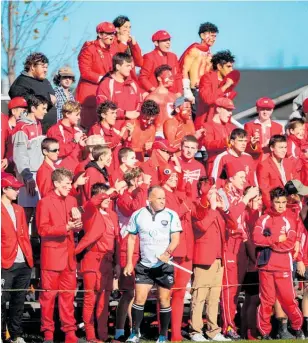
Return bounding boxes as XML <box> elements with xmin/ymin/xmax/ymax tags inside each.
<box><xmin>127</xmin><ymin>206</ymin><xmax>182</xmax><ymax>268</ymax></box>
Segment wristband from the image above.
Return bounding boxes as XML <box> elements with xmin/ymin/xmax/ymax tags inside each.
<box><xmin>166</xmin><ymin>248</ymin><xmax>173</xmax><ymax>257</ymax></box>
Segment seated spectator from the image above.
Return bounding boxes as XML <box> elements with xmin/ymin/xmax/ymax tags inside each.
<box><xmin>163</xmin><ymin>97</ymin><xmax>196</xmax><ymax>149</ymax></box>
<box><xmin>47</xmin><ymin>101</ymin><xmax>86</xmax><ymax>172</ymax></box>
<box><xmin>244</xmin><ymin>97</ymin><xmax>283</xmax><ymax>163</ymax></box>
<box><xmin>1</xmin><ymin>173</ymin><xmax>33</xmax><ymax>343</ymax></box>
<box><xmin>145</xmin><ymin>64</ymin><xmax>177</xmax><ymax>133</ymax></box>
<box><xmin>11</xmin><ymin>94</ymin><xmax>48</xmax><ymax>226</ymax></box>
<box><xmin>200</xmin><ymin>97</ymin><xmax>236</xmax><ymax>175</ymax></box>
<box><xmin>53</xmin><ymin>67</ymin><xmax>75</xmax><ymax>121</ymax></box>
<box><xmin>96</xmin><ymin>52</ymin><xmax>142</xmax><ymax>130</ymax></box>
<box><xmin>139</xmin><ymin>30</ymin><xmax>182</xmax><ymax>96</ymax></box>
<box><xmin>196</xmin><ymin>50</ymin><xmax>238</xmax><ymax>127</ymax></box>
<box><xmin>130</xmin><ymin>100</ymin><xmax>160</xmax><ymax>161</ymax></box>
<box><xmin>9</xmin><ymin>52</ymin><xmax>57</xmax><ymax>133</ymax></box>
<box><xmin>286</xmin><ymin>118</ymin><xmax>306</xmax><ymax>159</ymax></box>
<box><xmin>75</xmin><ymin>22</ymin><xmax>118</xmax><ymax>129</ymax></box>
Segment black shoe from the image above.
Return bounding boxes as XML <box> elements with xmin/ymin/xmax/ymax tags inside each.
<box><xmin>112</xmin><ymin>336</ymin><xmax>126</xmax><ymax>343</ymax></box>
<box><xmin>277</xmin><ymin>320</ymin><xmax>294</xmax><ymax>339</ymax></box>
<box><xmin>294</xmin><ymin>329</ymin><xmax>305</xmax><ymax>340</ymax></box>
<box><xmin>262</xmin><ymin>335</ymin><xmax>272</xmax><ymax>340</ymax></box>
<box><xmin>43</xmin><ymin>341</ymin><xmax>54</xmax><ymax>343</ymax></box>
<box><xmin>304</xmin><ymin>317</ymin><xmax>308</xmax><ymax>338</ymax></box>
<box><xmin>225</xmin><ymin>329</ymin><xmax>241</xmax><ymax>341</ymax></box>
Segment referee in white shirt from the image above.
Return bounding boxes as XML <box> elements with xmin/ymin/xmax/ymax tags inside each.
<box><xmin>124</xmin><ymin>186</ymin><xmax>182</xmax><ymax>343</ymax></box>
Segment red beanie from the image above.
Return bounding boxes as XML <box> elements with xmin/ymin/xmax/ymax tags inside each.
<box><xmin>158</xmin><ymin>165</ymin><xmax>176</xmax><ymax>185</ymax></box>
<box><xmin>225</xmin><ymin>162</ymin><xmax>246</xmax><ymax>178</ymax></box>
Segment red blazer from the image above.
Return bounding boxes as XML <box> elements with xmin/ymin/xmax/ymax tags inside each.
<box><xmin>244</xmin><ymin>120</ymin><xmax>283</xmax><ymax>161</ymax></box>
<box><xmin>36</xmin><ymin>191</ymin><xmax>77</xmax><ymax>271</ymax></box>
<box><xmin>1</xmin><ymin>203</ymin><xmax>33</xmax><ymax>269</ymax></box>
<box><xmin>257</xmin><ymin>156</ymin><xmax>299</xmax><ymax>208</ymax></box>
<box><xmin>37</xmin><ymin>161</ymin><xmax>55</xmax><ymax>198</ymax></box>
<box><xmin>139</xmin><ymin>49</ymin><xmax>182</xmax><ymax>94</ymax></box>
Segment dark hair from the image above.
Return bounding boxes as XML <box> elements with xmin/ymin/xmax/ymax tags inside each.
<box><xmin>148</xmin><ymin>185</ymin><xmax>164</xmax><ymax>197</ymax></box>
<box><xmin>27</xmin><ymin>94</ymin><xmax>49</xmax><ymax>113</ymax></box>
<box><xmin>212</xmin><ymin>50</ymin><xmax>235</xmax><ymax>71</ymax></box>
<box><xmin>53</xmin><ymin>73</ymin><xmax>75</xmax><ymax>86</ymax></box>
<box><xmin>91</xmin><ymin>182</ymin><xmax>109</xmax><ymax>197</ymax></box>
<box><xmin>97</xmin><ymin>100</ymin><xmax>117</xmax><ymax>120</ymax></box>
<box><xmin>197</xmin><ymin>176</ymin><xmax>213</xmax><ymax>196</ymax></box>
<box><xmin>92</xmin><ymin>145</ymin><xmax>111</xmax><ymax>162</ymax></box>
<box><xmin>284</xmin><ymin>181</ymin><xmax>298</xmax><ymax>196</ymax></box>
<box><xmin>181</xmin><ymin>135</ymin><xmax>198</xmax><ymax>146</ymax></box>
<box><xmin>118</xmin><ymin>147</ymin><xmax>134</xmax><ymax>163</ymax></box>
<box><xmin>112</xmin><ymin>52</ymin><xmax>133</xmax><ymax>72</ymax></box>
<box><xmin>141</xmin><ymin>100</ymin><xmax>160</xmax><ymax>117</ymax></box>
<box><xmin>113</xmin><ymin>15</ymin><xmax>130</xmax><ymax>28</ymax></box>
<box><xmin>287</xmin><ymin>118</ymin><xmax>305</xmax><ymax>132</ymax></box>
<box><xmin>24</xmin><ymin>52</ymin><xmax>49</xmax><ymax>72</ymax></box>
<box><xmin>124</xmin><ymin>167</ymin><xmax>143</xmax><ymax>186</ymax></box>
<box><xmin>270</xmin><ymin>187</ymin><xmax>287</xmax><ymax>201</ymax></box>
<box><xmin>230</xmin><ymin>128</ymin><xmax>247</xmax><ymax>140</ymax></box>
<box><xmin>244</xmin><ymin>186</ymin><xmax>262</xmax><ymax>196</ymax></box>
<box><xmin>198</xmin><ymin>22</ymin><xmax>219</xmax><ymax>36</ymax></box>
<box><xmin>154</xmin><ymin>64</ymin><xmax>172</xmax><ymax>80</ymax></box>
<box><xmin>41</xmin><ymin>137</ymin><xmax>59</xmax><ymax>153</ymax></box>
<box><xmin>52</xmin><ymin>168</ymin><xmax>73</xmax><ymax>183</ymax></box>
<box><xmin>268</xmin><ymin>134</ymin><xmax>287</xmax><ymax>148</ymax></box>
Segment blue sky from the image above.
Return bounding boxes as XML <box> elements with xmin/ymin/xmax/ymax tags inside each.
<box><xmin>2</xmin><ymin>1</ymin><xmax>308</xmax><ymax>79</ymax></box>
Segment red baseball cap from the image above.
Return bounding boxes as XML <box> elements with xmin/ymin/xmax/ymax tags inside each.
<box><xmin>256</xmin><ymin>97</ymin><xmax>275</xmax><ymax>109</ymax></box>
<box><xmin>225</xmin><ymin>162</ymin><xmax>245</xmax><ymax>178</ymax></box>
<box><xmin>96</xmin><ymin>22</ymin><xmax>116</xmax><ymax>34</ymax></box>
<box><xmin>8</xmin><ymin>97</ymin><xmax>27</xmax><ymax>110</ymax></box>
<box><xmin>152</xmin><ymin>30</ymin><xmax>171</xmax><ymax>42</ymax></box>
<box><xmin>158</xmin><ymin>164</ymin><xmax>177</xmax><ymax>185</ymax></box>
<box><xmin>225</xmin><ymin>70</ymin><xmax>241</xmax><ymax>85</ymax></box>
<box><xmin>1</xmin><ymin>173</ymin><xmax>24</xmax><ymax>189</ymax></box>
<box><xmin>215</xmin><ymin>97</ymin><xmax>235</xmax><ymax>110</ymax></box>
<box><xmin>302</xmin><ymin>98</ymin><xmax>308</xmax><ymax>114</ymax></box>
<box><xmin>152</xmin><ymin>138</ymin><xmax>178</xmax><ymax>153</ymax></box>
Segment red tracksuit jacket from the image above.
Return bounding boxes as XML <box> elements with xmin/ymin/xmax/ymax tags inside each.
<box><xmin>286</xmin><ymin>135</ymin><xmax>304</xmax><ymax>159</ymax></box>
<box><xmin>1</xmin><ymin>203</ymin><xmax>33</xmax><ymax>269</ymax></box>
<box><xmin>37</xmin><ymin>191</ymin><xmax>77</xmax><ymax>271</ymax></box>
<box><xmin>139</xmin><ymin>48</ymin><xmax>182</xmax><ymax>94</ymax></box>
<box><xmin>88</xmin><ymin>122</ymin><xmax>123</xmax><ymax>150</ymax></box>
<box><xmin>253</xmin><ymin>210</ymin><xmax>297</xmax><ymax>271</ymax></box>
<box><xmin>47</xmin><ymin>121</ymin><xmax>83</xmax><ymax>172</ymax></box>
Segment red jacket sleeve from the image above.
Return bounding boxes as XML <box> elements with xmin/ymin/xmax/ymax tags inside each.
<box><xmin>117</xmin><ymin>185</ymin><xmax>148</xmax><ymax>217</ymax></box>
<box><xmin>253</xmin><ymin>217</ymin><xmax>276</xmax><ymax>247</ymax></box>
<box><xmin>192</xmin><ymin>208</ymin><xmax>218</xmax><ymax>232</ymax></box>
<box><xmin>129</xmin><ymin>42</ymin><xmax>143</xmax><ymax>67</ymax></box>
<box><xmin>271</xmin><ymin>229</ymin><xmax>297</xmax><ymax>252</ymax></box>
<box><xmin>139</xmin><ymin>54</ymin><xmax>155</xmax><ymax>92</ymax></box>
<box><xmin>201</xmin><ymin>126</ymin><xmax>228</xmax><ymax>152</ymax></box>
<box><xmin>199</xmin><ymin>73</ymin><xmax>224</xmax><ymax>106</ymax></box>
<box><xmin>78</xmin><ymin>44</ymin><xmax>101</xmax><ymax>84</ymax></box>
<box><xmin>244</xmin><ymin>123</ymin><xmax>262</xmax><ymax>155</ymax></box>
<box><xmin>256</xmin><ymin>162</ymin><xmax>271</xmax><ymax>208</ymax></box>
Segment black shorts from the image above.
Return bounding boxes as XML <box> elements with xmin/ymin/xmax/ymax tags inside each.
<box><xmin>242</xmin><ymin>271</ymin><xmax>259</xmax><ymax>296</ymax></box>
<box><xmin>134</xmin><ymin>262</ymin><xmax>174</xmax><ymax>290</ymax></box>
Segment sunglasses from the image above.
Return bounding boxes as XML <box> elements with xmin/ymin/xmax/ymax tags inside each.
<box><xmin>48</xmin><ymin>148</ymin><xmax>60</xmax><ymax>153</ymax></box>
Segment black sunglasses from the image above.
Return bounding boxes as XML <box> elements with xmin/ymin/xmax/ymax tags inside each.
<box><xmin>48</xmin><ymin>148</ymin><xmax>60</xmax><ymax>153</ymax></box>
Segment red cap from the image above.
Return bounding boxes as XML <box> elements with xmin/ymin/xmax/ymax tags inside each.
<box><xmin>8</xmin><ymin>97</ymin><xmax>27</xmax><ymax>110</ymax></box>
<box><xmin>256</xmin><ymin>97</ymin><xmax>275</xmax><ymax>109</ymax></box>
<box><xmin>303</xmin><ymin>98</ymin><xmax>308</xmax><ymax>114</ymax></box>
<box><xmin>158</xmin><ymin>165</ymin><xmax>176</xmax><ymax>185</ymax></box>
<box><xmin>1</xmin><ymin>173</ymin><xmax>24</xmax><ymax>189</ymax></box>
<box><xmin>152</xmin><ymin>30</ymin><xmax>171</xmax><ymax>42</ymax></box>
<box><xmin>152</xmin><ymin>138</ymin><xmax>178</xmax><ymax>153</ymax></box>
<box><xmin>225</xmin><ymin>162</ymin><xmax>246</xmax><ymax>178</ymax></box>
<box><xmin>215</xmin><ymin>97</ymin><xmax>235</xmax><ymax>110</ymax></box>
<box><xmin>226</xmin><ymin>70</ymin><xmax>241</xmax><ymax>85</ymax></box>
<box><xmin>96</xmin><ymin>22</ymin><xmax>116</xmax><ymax>34</ymax></box>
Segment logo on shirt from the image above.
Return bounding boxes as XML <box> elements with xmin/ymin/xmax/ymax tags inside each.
<box><xmin>183</xmin><ymin>170</ymin><xmax>201</xmax><ymax>183</ymax></box>
<box><xmin>161</xmin><ymin>220</ymin><xmax>168</xmax><ymax>226</ymax></box>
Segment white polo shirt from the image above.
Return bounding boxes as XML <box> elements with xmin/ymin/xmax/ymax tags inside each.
<box><xmin>127</xmin><ymin>206</ymin><xmax>182</xmax><ymax>268</ymax></box>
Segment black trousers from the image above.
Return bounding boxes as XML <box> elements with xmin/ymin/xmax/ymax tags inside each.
<box><xmin>191</xmin><ymin>88</ymin><xmax>199</xmax><ymax>122</ymax></box>
<box><xmin>1</xmin><ymin>262</ymin><xmax>32</xmax><ymax>340</ymax></box>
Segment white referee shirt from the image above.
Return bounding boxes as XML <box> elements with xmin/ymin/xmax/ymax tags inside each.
<box><xmin>127</xmin><ymin>206</ymin><xmax>182</xmax><ymax>268</ymax></box>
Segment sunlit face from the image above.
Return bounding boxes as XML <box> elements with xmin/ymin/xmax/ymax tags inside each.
<box><xmin>117</xmin><ymin>60</ymin><xmax>132</xmax><ymax>77</ymax></box>
<box><xmin>290</xmin><ymin>123</ymin><xmax>305</xmax><ymax>140</ymax></box>
<box><xmin>102</xmin><ymin>109</ymin><xmax>117</xmax><ymax>126</ymax></box>
<box><xmin>230</xmin><ymin>136</ymin><xmax>248</xmax><ymax>153</ymax></box>
<box><xmin>98</xmin><ymin>32</ymin><xmax>115</xmax><ymax>46</ymax></box>
<box><xmin>158</xmin><ymin>70</ymin><xmax>174</xmax><ymax>88</ymax></box>
<box><xmin>66</xmin><ymin>111</ymin><xmax>80</xmax><ymax>126</ymax></box>
<box><xmin>178</xmin><ymin>102</ymin><xmax>192</xmax><ymax>121</ymax></box>
<box><xmin>218</xmin><ymin>62</ymin><xmax>233</xmax><ymax>77</ymax></box>
<box><xmin>54</xmin><ymin>176</ymin><xmax>72</xmax><ymax>197</ymax></box>
<box><xmin>182</xmin><ymin>141</ymin><xmax>198</xmax><ymax>159</ymax></box>
<box><xmin>60</xmin><ymin>76</ymin><xmax>74</xmax><ymax>89</ymax></box>
<box><xmin>149</xmin><ymin>188</ymin><xmax>166</xmax><ymax>212</ymax></box>
<box><xmin>31</xmin><ymin>63</ymin><xmax>48</xmax><ymax>80</ymax></box>
<box><xmin>230</xmin><ymin>171</ymin><xmax>246</xmax><ymax>190</ymax></box>
<box><xmin>272</xmin><ymin>196</ymin><xmax>287</xmax><ymax>213</ymax></box>
<box><xmin>155</xmin><ymin>39</ymin><xmax>171</xmax><ymax>53</ymax></box>
<box><xmin>165</xmin><ymin>172</ymin><xmax>178</xmax><ymax>189</ymax></box>
<box><xmin>218</xmin><ymin>107</ymin><xmax>232</xmax><ymax>124</ymax></box>
<box><xmin>100</xmin><ymin>196</ymin><xmax>111</xmax><ymax>209</ymax></box>
<box><xmin>2</xmin><ymin>187</ymin><xmax>20</xmax><ymax>201</ymax></box>
<box><xmin>32</xmin><ymin>103</ymin><xmax>48</xmax><ymax>120</ymax></box>
<box><xmin>44</xmin><ymin>143</ymin><xmax>60</xmax><ymax>162</ymax></box>
<box><xmin>117</xmin><ymin>21</ymin><xmax>131</xmax><ymax>36</ymax></box>
<box><xmin>258</xmin><ymin>108</ymin><xmax>273</xmax><ymax>122</ymax></box>
<box><xmin>140</xmin><ymin>114</ymin><xmax>155</xmax><ymax>129</ymax></box>
<box><xmin>11</xmin><ymin>107</ymin><xmax>26</xmax><ymax>121</ymax></box>
<box><xmin>200</xmin><ymin>32</ymin><xmax>217</xmax><ymax>46</ymax></box>
<box><xmin>270</xmin><ymin>142</ymin><xmax>287</xmax><ymax>159</ymax></box>
<box><xmin>249</xmin><ymin>194</ymin><xmax>263</xmax><ymax>210</ymax></box>
<box><xmin>123</xmin><ymin>151</ymin><xmax>137</xmax><ymax>168</ymax></box>
<box><xmin>100</xmin><ymin>149</ymin><xmax>112</xmax><ymax>167</ymax></box>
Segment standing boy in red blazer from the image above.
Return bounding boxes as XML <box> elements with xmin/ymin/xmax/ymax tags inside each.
<box><xmin>1</xmin><ymin>173</ymin><xmax>33</xmax><ymax>343</ymax></box>
<box><xmin>36</xmin><ymin>168</ymin><xmax>83</xmax><ymax>343</ymax></box>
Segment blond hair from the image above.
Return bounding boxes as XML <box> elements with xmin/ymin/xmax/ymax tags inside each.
<box><xmin>62</xmin><ymin>101</ymin><xmax>81</xmax><ymax>117</ymax></box>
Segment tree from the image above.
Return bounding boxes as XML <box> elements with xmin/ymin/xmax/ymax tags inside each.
<box><xmin>1</xmin><ymin>1</ymin><xmax>78</xmax><ymax>85</ymax></box>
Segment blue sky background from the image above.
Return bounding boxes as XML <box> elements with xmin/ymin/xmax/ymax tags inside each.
<box><xmin>2</xmin><ymin>1</ymin><xmax>308</xmax><ymax>80</ymax></box>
